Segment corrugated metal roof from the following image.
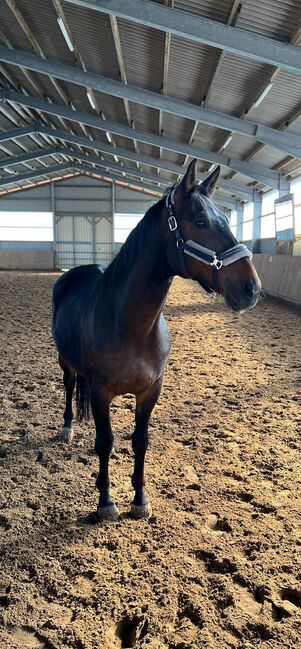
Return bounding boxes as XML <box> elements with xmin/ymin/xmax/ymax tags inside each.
<box><xmin>14</xmin><ymin>0</ymin><xmax>76</xmax><ymax>65</ymax></box>
<box><xmin>118</xmin><ymin>19</ymin><xmax>165</xmax><ymax>92</ymax></box>
<box><xmin>174</xmin><ymin>0</ymin><xmax>235</xmax><ymax>23</ymax></box>
<box><xmin>236</xmin><ymin>0</ymin><xmax>301</xmax><ymax>41</ymax></box>
<box><xmin>0</xmin><ymin>0</ymin><xmax>33</xmax><ymax>52</ymax></box>
<box><xmin>167</xmin><ymin>37</ymin><xmax>220</xmax><ymax>104</ymax></box>
<box><xmin>204</xmin><ymin>53</ymin><xmax>274</xmax><ymax>117</ymax></box>
<box><xmin>63</xmin><ymin>3</ymin><xmax>120</xmax><ymax>79</ymax></box>
<box><xmin>1</xmin><ymin>0</ymin><xmax>301</xmax><ymax>195</ymax></box>
<box><xmin>248</xmin><ymin>69</ymin><xmax>301</xmax><ymax>128</ymax></box>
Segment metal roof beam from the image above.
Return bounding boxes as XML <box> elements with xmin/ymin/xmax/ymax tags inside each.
<box><xmin>0</xmin><ymin>162</ymin><xmax>72</xmax><ymax>187</ymax></box>
<box><xmin>0</xmin><ymin>146</ymin><xmax>169</xmax><ymax>189</ymax></box>
<box><xmin>0</xmin><ymin>162</ymin><xmax>159</xmax><ymax>196</ymax></box>
<box><xmin>0</xmin><ymin>146</ymin><xmax>60</xmax><ymax>168</ymax></box>
<box><xmin>70</xmin><ymin>158</ymin><xmax>238</xmax><ymax>206</ymax></box>
<box><xmin>4</xmin><ymin>0</ymin><xmax>86</xmax><ymax>139</ymax></box>
<box><xmin>0</xmin><ymin>124</ymin><xmax>35</xmax><ymax>143</ymax></box>
<box><xmin>0</xmin><ymin>160</ymin><xmax>235</xmax><ymax>209</ymax></box>
<box><xmin>58</xmin><ymin>140</ymin><xmax>253</xmax><ymax>200</ymax></box>
<box><xmin>108</xmin><ymin>12</ymin><xmax>140</xmax><ymax>163</ymax></box>
<box><xmin>0</xmin><ymin>137</ymin><xmax>252</xmax><ymax>199</ymax></box>
<box><xmin>63</xmin><ymin>149</ymin><xmax>169</xmax><ymax>188</ymax></box>
<box><xmin>0</xmin><ymin>51</ymin><xmax>301</xmax><ymax>159</ymax></box>
<box><xmin>65</xmin><ymin>0</ymin><xmax>301</xmax><ymax>76</ymax></box>
<box><xmin>0</xmin><ymin>151</ymin><xmax>237</xmax><ymax>206</ymax></box>
<box><xmin>67</xmin><ymin>152</ymin><xmax>240</xmax><ymax>204</ymax></box>
<box><xmin>79</xmin><ymin>166</ymin><xmax>235</xmax><ymax>206</ymax></box>
<box><xmin>0</xmin><ymin>92</ymin><xmax>284</xmax><ymax>188</ymax></box>
<box><xmin>78</xmin><ymin>165</ymin><xmax>163</xmax><ymax>194</ymax></box>
<box><xmin>182</xmin><ymin>0</ymin><xmax>242</xmax><ymax>172</ymax></box>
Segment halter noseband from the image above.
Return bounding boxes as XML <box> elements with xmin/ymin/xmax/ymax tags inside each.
<box><xmin>165</xmin><ymin>189</ymin><xmax>252</xmax><ymax>294</ymax></box>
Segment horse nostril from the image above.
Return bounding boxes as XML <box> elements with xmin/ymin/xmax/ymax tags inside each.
<box><xmin>242</xmin><ymin>280</ymin><xmax>256</xmax><ymax>300</ymax></box>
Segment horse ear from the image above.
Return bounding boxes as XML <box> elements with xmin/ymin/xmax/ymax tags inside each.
<box><xmin>178</xmin><ymin>158</ymin><xmax>197</xmax><ymax>195</ymax></box>
<box><xmin>200</xmin><ymin>165</ymin><xmax>220</xmax><ymax>197</ymax></box>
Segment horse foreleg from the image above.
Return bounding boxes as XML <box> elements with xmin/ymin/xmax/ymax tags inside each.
<box><xmin>131</xmin><ymin>376</ymin><xmax>163</xmax><ymax>519</ymax></box>
<box><xmin>58</xmin><ymin>356</ymin><xmax>75</xmax><ymax>442</ymax></box>
<box><xmin>90</xmin><ymin>388</ymin><xmax>118</xmax><ymax>521</ymax></box>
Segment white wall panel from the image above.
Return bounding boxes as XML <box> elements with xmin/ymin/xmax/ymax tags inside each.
<box><xmin>0</xmin><ymin>175</ymin><xmax>159</xmax><ymax>269</ymax></box>
<box><xmin>114</xmin><ymin>184</ymin><xmax>156</xmax><ymax>215</ymax></box>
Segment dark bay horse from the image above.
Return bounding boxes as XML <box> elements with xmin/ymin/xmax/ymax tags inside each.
<box><xmin>52</xmin><ymin>160</ymin><xmax>261</xmax><ymax>521</ymax></box>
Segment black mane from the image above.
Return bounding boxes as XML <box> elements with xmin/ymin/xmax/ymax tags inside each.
<box><xmin>103</xmin><ymin>198</ymin><xmax>164</xmax><ymax>285</ymax></box>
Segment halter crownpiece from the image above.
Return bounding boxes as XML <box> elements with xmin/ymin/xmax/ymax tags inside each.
<box><xmin>165</xmin><ymin>189</ymin><xmax>252</xmax><ymax>279</ymax></box>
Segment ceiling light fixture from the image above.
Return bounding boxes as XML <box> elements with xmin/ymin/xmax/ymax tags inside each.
<box><xmin>254</xmin><ymin>83</ymin><xmax>273</xmax><ymax>108</ymax></box>
<box><xmin>57</xmin><ymin>17</ymin><xmax>74</xmax><ymax>52</ymax></box>
<box><xmin>86</xmin><ymin>90</ymin><xmax>96</xmax><ymax>110</ymax></box>
<box><xmin>223</xmin><ymin>135</ymin><xmax>233</xmax><ymax>149</ymax></box>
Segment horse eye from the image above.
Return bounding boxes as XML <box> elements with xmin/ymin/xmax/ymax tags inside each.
<box><xmin>194</xmin><ymin>220</ymin><xmax>207</xmax><ymax>229</ymax></box>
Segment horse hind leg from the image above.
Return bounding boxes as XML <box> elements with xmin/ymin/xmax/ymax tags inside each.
<box><xmin>58</xmin><ymin>356</ymin><xmax>75</xmax><ymax>442</ymax></box>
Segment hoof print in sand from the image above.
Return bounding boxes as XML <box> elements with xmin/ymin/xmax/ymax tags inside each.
<box><xmin>177</xmin><ymin>592</ymin><xmax>204</xmax><ymax>629</ymax></box>
<box><xmin>272</xmin><ymin>586</ymin><xmax>301</xmax><ymax>620</ymax></box>
<box><xmin>0</xmin><ymin>515</ymin><xmax>11</xmax><ymax>531</ymax></box>
<box><xmin>205</xmin><ymin>512</ymin><xmax>232</xmax><ymax>533</ymax></box>
<box><xmin>195</xmin><ymin>549</ymin><xmax>237</xmax><ymax>575</ymax></box>
<box><xmin>9</xmin><ymin>626</ymin><xmax>49</xmax><ymax>648</ymax></box>
<box><xmin>115</xmin><ymin>614</ymin><xmax>148</xmax><ymax>648</ymax></box>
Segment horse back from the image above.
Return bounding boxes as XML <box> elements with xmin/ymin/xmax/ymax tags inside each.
<box><xmin>52</xmin><ymin>265</ymin><xmax>104</xmax><ymax>369</ymax></box>
<box><xmin>52</xmin><ymin>264</ymin><xmax>103</xmax><ymax>310</ymax></box>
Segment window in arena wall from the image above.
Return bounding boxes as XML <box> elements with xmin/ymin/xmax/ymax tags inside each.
<box><xmin>290</xmin><ymin>177</ymin><xmax>301</xmax><ymax>235</ymax></box>
<box><xmin>114</xmin><ymin>214</ymin><xmax>143</xmax><ymax>244</ymax></box>
<box><xmin>0</xmin><ymin>212</ymin><xmax>53</xmax><ymax>241</ymax></box>
<box><xmin>230</xmin><ymin>209</ymin><xmax>237</xmax><ymax>237</ymax></box>
<box><xmin>260</xmin><ymin>189</ymin><xmax>279</xmax><ymax>239</ymax></box>
<box><xmin>242</xmin><ymin>202</ymin><xmax>254</xmax><ymax>241</ymax></box>
<box><xmin>275</xmin><ymin>195</ymin><xmax>294</xmax><ymax>237</ymax></box>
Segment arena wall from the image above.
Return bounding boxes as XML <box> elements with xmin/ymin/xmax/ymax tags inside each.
<box><xmin>0</xmin><ymin>242</ymin><xmax>54</xmax><ymax>270</ymax></box>
<box><xmin>253</xmin><ymin>254</ymin><xmax>301</xmax><ymax>306</ymax></box>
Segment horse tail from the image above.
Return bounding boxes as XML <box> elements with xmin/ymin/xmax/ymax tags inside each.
<box><xmin>76</xmin><ymin>374</ymin><xmax>90</xmax><ymax>421</ymax></box>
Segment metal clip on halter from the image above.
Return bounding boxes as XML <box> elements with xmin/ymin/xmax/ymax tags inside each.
<box><xmin>211</xmin><ymin>257</ymin><xmax>223</xmax><ymax>270</ymax></box>
<box><xmin>168</xmin><ymin>216</ymin><xmax>177</xmax><ymax>231</ymax></box>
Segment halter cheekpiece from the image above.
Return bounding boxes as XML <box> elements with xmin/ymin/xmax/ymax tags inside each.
<box><xmin>165</xmin><ymin>188</ymin><xmax>252</xmax><ymax>294</ymax></box>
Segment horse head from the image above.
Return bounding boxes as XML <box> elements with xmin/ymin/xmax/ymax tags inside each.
<box><xmin>164</xmin><ymin>158</ymin><xmax>261</xmax><ymax>312</ymax></box>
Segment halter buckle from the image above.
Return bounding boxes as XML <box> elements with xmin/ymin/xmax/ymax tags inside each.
<box><xmin>168</xmin><ymin>215</ymin><xmax>178</xmax><ymax>231</ymax></box>
<box><xmin>176</xmin><ymin>238</ymin><xmax>184</xmax><ymax>250</ymax></box>
<box><xmin>211</xmin><ymin>257</ymin><xmax>223</xmax><ymax>270</ymax></box>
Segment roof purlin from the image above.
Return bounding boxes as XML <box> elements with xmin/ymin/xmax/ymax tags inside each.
<box><xmin>0</xmin><ymin>49</ymin><xmax>300</xmax><ymax>160</ymax></box>
<box><xmin>0</xmin><ymin>143</ymin><xmax>250</xmax><ymax>200</ymax></box>
<box><xmin>0</xmin><ymin>91</ymin><xmax>289</xmax><ymax>188</ymax></box>
<box><xmin>0</xmin><ymin>161</ymin><xmax>237</xmax><ymax>209</ymax></box>
<box><xmin>64</xmin><ymin>0</ymin><xmax>301</xmax><ymax>76</ymax></box>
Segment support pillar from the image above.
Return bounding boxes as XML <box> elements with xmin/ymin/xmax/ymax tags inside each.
<box><xmin>51</xmin><ymin>182</ymin><xmax>56</xmax><ymax>269</ymax></box>
<box><xmin>111</xmin><ymin>182</ymin><xmax>115</xmax><ymax>263</ymax></box>
<box><xmin>252</xmin><ymin>192</ymin><xmax>262</xmax><ymax>253</ymax></box>
<box><xmin>236</xmin><ymin>202</ymin><xmax>243</xmax><ymax>242</ymax></box>
<box><xmin>279</xmin><ymin>175</ymin><xmax>289</xmax><ymax>197</ymax></box>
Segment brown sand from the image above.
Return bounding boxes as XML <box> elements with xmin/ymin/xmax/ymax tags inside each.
<box><xmin>0</xmin><ymin>271</ymin><xmax>300</xmax><ymax>649</ymax></box>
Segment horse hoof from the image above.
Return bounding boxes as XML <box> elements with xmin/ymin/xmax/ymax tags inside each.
<box><xmin>130</xmin><ymin>503</ymin><xmax>152</xmax><ymax>520</ymax></box>
<box><xmin>58</xmin><ymin>427</ymin><xmax>74</xmax><ymax>442</ymax></box>
<box><xmin>97</xmin><ymin>504</ymin><xmax>120</xmax><ymax>521</ymax></box>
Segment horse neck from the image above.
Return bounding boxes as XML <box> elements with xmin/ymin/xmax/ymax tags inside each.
<box><xmin>104</xmin><ymin>204</ymin><xmax>172</xmax><ymax>337</ymax></box>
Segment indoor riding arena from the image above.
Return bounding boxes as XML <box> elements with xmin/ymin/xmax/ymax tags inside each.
<box><xmin>0</xmin><ymin>2</ymin><xmax>301</xmax><ymax>649</ymax></box>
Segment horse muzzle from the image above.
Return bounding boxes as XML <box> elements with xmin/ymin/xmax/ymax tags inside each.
<box><xmin>224</xmin><ymin>277</ymin><xmax>261</xmax><ymax>312</ymax></box>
